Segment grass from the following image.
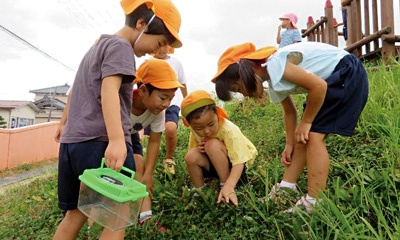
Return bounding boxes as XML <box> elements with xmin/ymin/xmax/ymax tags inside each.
<box><xmin>0</xmin><ymin>60</ymin><xmax>399</xmax><ymax>239</ymax></box>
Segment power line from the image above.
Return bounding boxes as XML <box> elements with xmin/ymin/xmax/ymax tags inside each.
<box><xmin>0</xmin><ymin>24</ymin><xmax>76</xmax><ymax>72</ymax></box>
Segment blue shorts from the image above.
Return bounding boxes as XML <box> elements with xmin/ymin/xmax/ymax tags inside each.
<box><xmin>131</xmin><ymin>132</ymin><xmax>143</xmax><ymax>156</ymax></box>
<box><xmin>304</xmin><ymin>54</ymin><xmax>369</xmax><ymax>136</ymax></box>
<box><xmin>144</xmin><ymin>105</ymin><xmax>180</xmax><ymax>135</ymax></box>
<box><xmin>58</xmin><ymin>140</ymin><xmax>135</xmax><ymax>210</ymax></box>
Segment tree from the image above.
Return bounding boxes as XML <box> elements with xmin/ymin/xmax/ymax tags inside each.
<box><xmin>0</xmin><ymin>116</ymin><xmax>7</xmax><ymax>128</ymax></box>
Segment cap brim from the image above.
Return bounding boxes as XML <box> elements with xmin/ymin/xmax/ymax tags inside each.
<box><xmin>165</xmin><ymin>22</ymin><xmax>182</xmax><ymax>48</ymax></box>
<box><xmin>211</xmin><ymin>64</ymin><xmax>229</xmax><ymax>83</ymax></box>
<box><xmin>212</xmin><ymin>47</ymin><xmax>277</xmax><ymax>83</ymax></box>
<box><xmin>151</xmin><ymin>81</ymin><xmax>184</xmax><ymax>89</ymax></box>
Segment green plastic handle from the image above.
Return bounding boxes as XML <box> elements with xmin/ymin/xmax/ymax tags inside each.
<box><xmin>101</xmin><ymin>158</ymin><xmax>135</xmax><ymax>179</ymax></box>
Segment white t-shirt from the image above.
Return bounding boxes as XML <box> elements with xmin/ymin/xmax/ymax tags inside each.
<box><xmin>149</xmin><ymin>56</ymin><xmax>187</xmax><ymax>107</ymax></box>
<box><xmin>130</xmin><ymin>109</ymin><xmax>165</xmax><ymax>134</ymax></box>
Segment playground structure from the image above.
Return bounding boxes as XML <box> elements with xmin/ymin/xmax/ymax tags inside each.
<box><xmin>302</xmin><ymin>0</ymin><xmax>399</xmax><ymax>60</ymax></box>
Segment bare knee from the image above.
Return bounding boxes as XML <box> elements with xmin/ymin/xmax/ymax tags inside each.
<box><xmin>307</xmin><ymin>132</ymin><xmax>327</xmax><ymax>147</ymax></box>
<box><xmin>165</xmin><ymin>122</ymin><xmax>177</xmax><ymax>138</ymax></box>
<box><xmin>185</xmin><ymin>149</ymin><xmax>203</xmax><ymax>166</ymax></box>
<box><xmin>204</xmin><ymin>139</ymin><xmax>226</xmax><ymax>155</ymax></box>
<box><xmin>134</xmin><ymin>154</ymin><xmax>144</xmax><ymax>179</ymax></box>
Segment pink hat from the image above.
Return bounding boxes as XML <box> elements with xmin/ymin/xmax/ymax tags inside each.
<box><xmin>279</xmin><ymin>13</ymin><xmax>298</xmax><ymax>28</ymax></box>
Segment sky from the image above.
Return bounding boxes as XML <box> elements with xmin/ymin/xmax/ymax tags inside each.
<box><xmin>0</xmin><ymin>0</ymin><xmax>399</xmax><ymax>101</ymax></box>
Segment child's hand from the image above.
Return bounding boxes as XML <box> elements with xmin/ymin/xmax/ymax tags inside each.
<box><xmin>104</xmin><ymin>139</ymin><xmax>127</xmax><ymax>171</ymax></box>
<box><xmin>217</xmin><ymin>186</ymin><xmax>238</xmax><ymax>207</ymax></box>
<box><xmin>198</xmin><ymin>138</ymin><xmax>208</xmax><ymax>153</ymax></box>
<box><xmin>295</xmin><ymin>121</ymin><xmax>312</xmax><ymax>144</ymax></box>
<box><xmin>54</xmin><ymin>125</ymin><xmax>64</xmax><ymax>143</ymax></box>
<box><xmin>140</xmin><ymin>174</ymin><xmax>154</xmax><ymax>198</ymax></box>
<box><xmin>281</xmin><ymin>144</ymin><xmax>294</xmax><ymax>166</ymax></box>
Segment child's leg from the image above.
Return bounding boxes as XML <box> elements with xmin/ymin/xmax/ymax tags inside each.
<box><xmin>282</xmin><ymin>142</ymin><xmax>307</xmax><ymax>183</ymax></box>
<box><xmin>99</xmin><ymin>228</ymin><xmax>125</xmax><ymax>240</ymax></box>
<box><xmin>134</xmin><ymin>154</ymin><xmax>144</xmax><ymax>180</ymax></box>
<box><xmin>165</xmin><ymin>121</ymin><xmax>178</xmax><ymax>160</ymax></box>
<box><xmin>306</xmin><ymin>132</ymin><xmax>329</xmax><ymax>198</ymax></box>
<box><xmin>53</xmin><ymin>209</ymin><xmax>87</xmax><ymax>240</ymax></box>
<box><xmin>185</xmin><ymin>148</ymin><xmax>210</xmax><ymax>187</ymax></box>
<box><xmin>204</xmin><ymin>139</ymin><xmax>230</xmax><ymax>183</ymax></box>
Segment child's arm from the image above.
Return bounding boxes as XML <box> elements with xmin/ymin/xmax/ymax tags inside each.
<box><xmin>181</xmin><ymin>83</ymin><xmax>188</xmax><ymax>98</ymax></box>
<box><xmin>141</xmin><ymin>130</ymin><xmax>162</xmax><ymax>196</ymax></box>
<box><xmin>282</xmin><ymin>62</ymin><xmax>327</xmax><ymax>144</ymax></box>
<box><xmin>101</xmin><ymin>75</ymin><xmax>127</xmax><ymax>171</ymax></box>
<box><xmin>217</xmin><ymin>163</ymin><xmax>244</xmax><ymax>207</ymax></box>
<box><xmin>54</xmin><ymin>89</ymin><xmax>71</xmax><ymax>142</ymax></box>
<box><xmin>280</xmin><ymin>96</ymin><xmax>297</xmax><ymax>166</ymax></box>
<box><xmin>276</xmin><ymin>24</ymin><xmax>282</xmax><ymax>44</ymax></box>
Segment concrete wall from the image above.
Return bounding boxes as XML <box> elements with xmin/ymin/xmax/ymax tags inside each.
<box><xmin>0</xmin><ymin>122</ymin><xmax>59</xmax><ymax>170</ymax></box>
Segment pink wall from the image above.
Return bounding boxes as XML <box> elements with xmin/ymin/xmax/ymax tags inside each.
<box><xmin>0</xmin><ymin>122</ymin><xmax>60</xmax><ymax>170</ymax></box>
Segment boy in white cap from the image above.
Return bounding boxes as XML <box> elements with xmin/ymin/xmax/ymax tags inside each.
<box><xmin>276</xmin><ymin>13</ymin><xmax>302</xmax><ymax>48</ymax></box>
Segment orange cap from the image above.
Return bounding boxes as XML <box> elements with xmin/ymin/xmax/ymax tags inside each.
<box><xmin>120</xmin><ymin>0</ymin><xmax>153</xmax><ymax>15</ymax></box>
<box><xmin>120</xmin><ymin>0</ymin><xmax>182</xmax><ymax>48</ymax></box>
<box><xmin>211</xmin><ymin>43</ymin><xmax>277</xmax><ymax>83</ymax></box>
<box><xmin>181</xmin><ymin>90</ymin><xmax>228</xmax><ymax>127</ymax></box>
<box><xmin>153</xmin><ymin>0</ymin><xmax>182</xmax><ymax>48</ymax></box>
<box><xmin>135</xmin><ymin>59</ymin><xmax>184</xmax><ymax>89</ymax></box>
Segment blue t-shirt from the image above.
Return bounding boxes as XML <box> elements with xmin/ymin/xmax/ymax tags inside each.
<box><xmin>263</xmin><ymin>42</ymin><xmax>349</xmax><ymax>103</ymax></box>
<box><xmin>279</xmin><ymin>29</ymin><xmax>302</xmax><ymax>48</ymax></box>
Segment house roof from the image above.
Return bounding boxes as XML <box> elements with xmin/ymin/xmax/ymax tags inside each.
<box><xmin>34</xmin><ymin>96</ymin><xmax>66</xmax><ymax>110</ymax></box>
<box><xmin>0</xmin><ymin>100</ymin><xmax>40</xmax><ymax>112</ymax></box>
<box><xmin>29</xmin><ymin>83</ymin><xmax>71</xmax><ymax>95</ymax></box>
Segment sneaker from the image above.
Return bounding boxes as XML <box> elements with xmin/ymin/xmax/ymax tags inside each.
<box><xmin>268</xmin><ymin>183</ymin><xmax>299</xmax><ymax>200</ymax></box>
<box><xmin>163</xmin><ymin>159</ymin><xmax>176</xmax><ymax>175</ymax></box>
<box><xmin>284</xmin><ymin>196</ymin><xmax>314</xmax><ymax>214</ymax></box>
<box><xmin>138</xmin><ymin>218</ymin><xmax>168</xmax><ymax>232</ymax></box>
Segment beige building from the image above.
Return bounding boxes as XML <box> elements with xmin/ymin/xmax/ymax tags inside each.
<box><xmin>0</xmin><ymin>101</ymin><xmax>40</xmax><ymax>128</ymax></box>
<box><xmin>29</xmin><ymin>84</ymin><xmax>70</xmax><ymax>123</ymax></box>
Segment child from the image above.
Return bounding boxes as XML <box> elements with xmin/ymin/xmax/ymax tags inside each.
<box><xmin>212</xmin><ymin>42</ymin><xmax>368</xmax><ymax>213</ymax></box>
<box><xmin>130</xmin><ymin>59</ymin><xmax>183</xmax><ymax>231</ymax></box>
<box><xmin>181</xmin><ymin>90</ymin><xmax>258</xmax><ymax>207</ymax></box>
<box><xmin>276</xmin><ymin>13</ymin><xmax>302</xmax><ymax>48</ymax></box>
<box><xmin>150</xmin><ymin>45</ymin><xmax>188</xmax><ymax>174</ymax></box>
<box><xmin>53</xmin><ymin>0</ymin><xmax>182</xmax><ymax>239</ymax></box>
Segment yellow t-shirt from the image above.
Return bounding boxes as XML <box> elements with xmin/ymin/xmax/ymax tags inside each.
<box><xmin>188</xmin><ymin>119</ymin><xmax>258</xmax><ymax>168</ymax></box>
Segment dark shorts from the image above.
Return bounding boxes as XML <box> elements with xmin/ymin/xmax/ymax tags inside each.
<box><xmin>202</xmin><ymin>156</ymin><xmax>247</xmax><ymax>183</ymax></box>
<box><xmin>304</xmin><ymin>54</ymin><xmax>369</xmax><ymax>136</ymax></box>
<box><xmin>144</xmin><ymin>105</ymin><xmax>180</xmax><ymax>135</ymax></box>
<box><xmin>58</xmin><ymin>140</ymin><xmax>135</xmax><ymax>211</ymax></box>
<box><xmin>131</xmin><ymin>132</ymin><xmax>143</xmax><ymax>156</ymax></box>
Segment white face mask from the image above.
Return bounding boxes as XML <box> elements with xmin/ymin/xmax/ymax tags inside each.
<box><xmin>134</xmin><ymin>14</ymin><xmax>156</xmax><ymax>46</ymax></box>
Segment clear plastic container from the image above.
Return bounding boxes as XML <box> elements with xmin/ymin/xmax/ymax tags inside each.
<box><xmin>78</xmin><ymin>158</ymin><xmax>148</xmax><ymax>231</ymax></box>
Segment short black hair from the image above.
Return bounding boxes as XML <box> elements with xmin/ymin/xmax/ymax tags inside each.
<box><xmin>186</xmin><ymin>104</ymin><xmax>217</xmax><ymax>124</ymax></box>
<box><xmin>125</xmin><ymin>4</ymin><xmax>175</xmax><ymax>45</ymax></box>
<box><xmin>136</xmin><ymin>82</ymin><xmax>160</xmax><ymax>95</ymax></box>
<box><xmin>215</xmin><ymin>59</ymin><xmax>262</xmax><ymax>101</ymax></box>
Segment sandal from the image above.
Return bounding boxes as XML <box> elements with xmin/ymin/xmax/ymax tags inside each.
<box><xmin>284</xmin><ymin>196</ymin><xmax>314</xmax><ymax>214</ymax></box>
<box><xmin>163</xmin><ymin>159</ymin><xmax>176</xmax><ymax>175</ymax></box>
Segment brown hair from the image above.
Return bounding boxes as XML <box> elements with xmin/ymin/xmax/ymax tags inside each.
<box><xmin>215</xmin><ymin>59</ymin><xmax>262</xmax><ymax>101</ymax></box>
